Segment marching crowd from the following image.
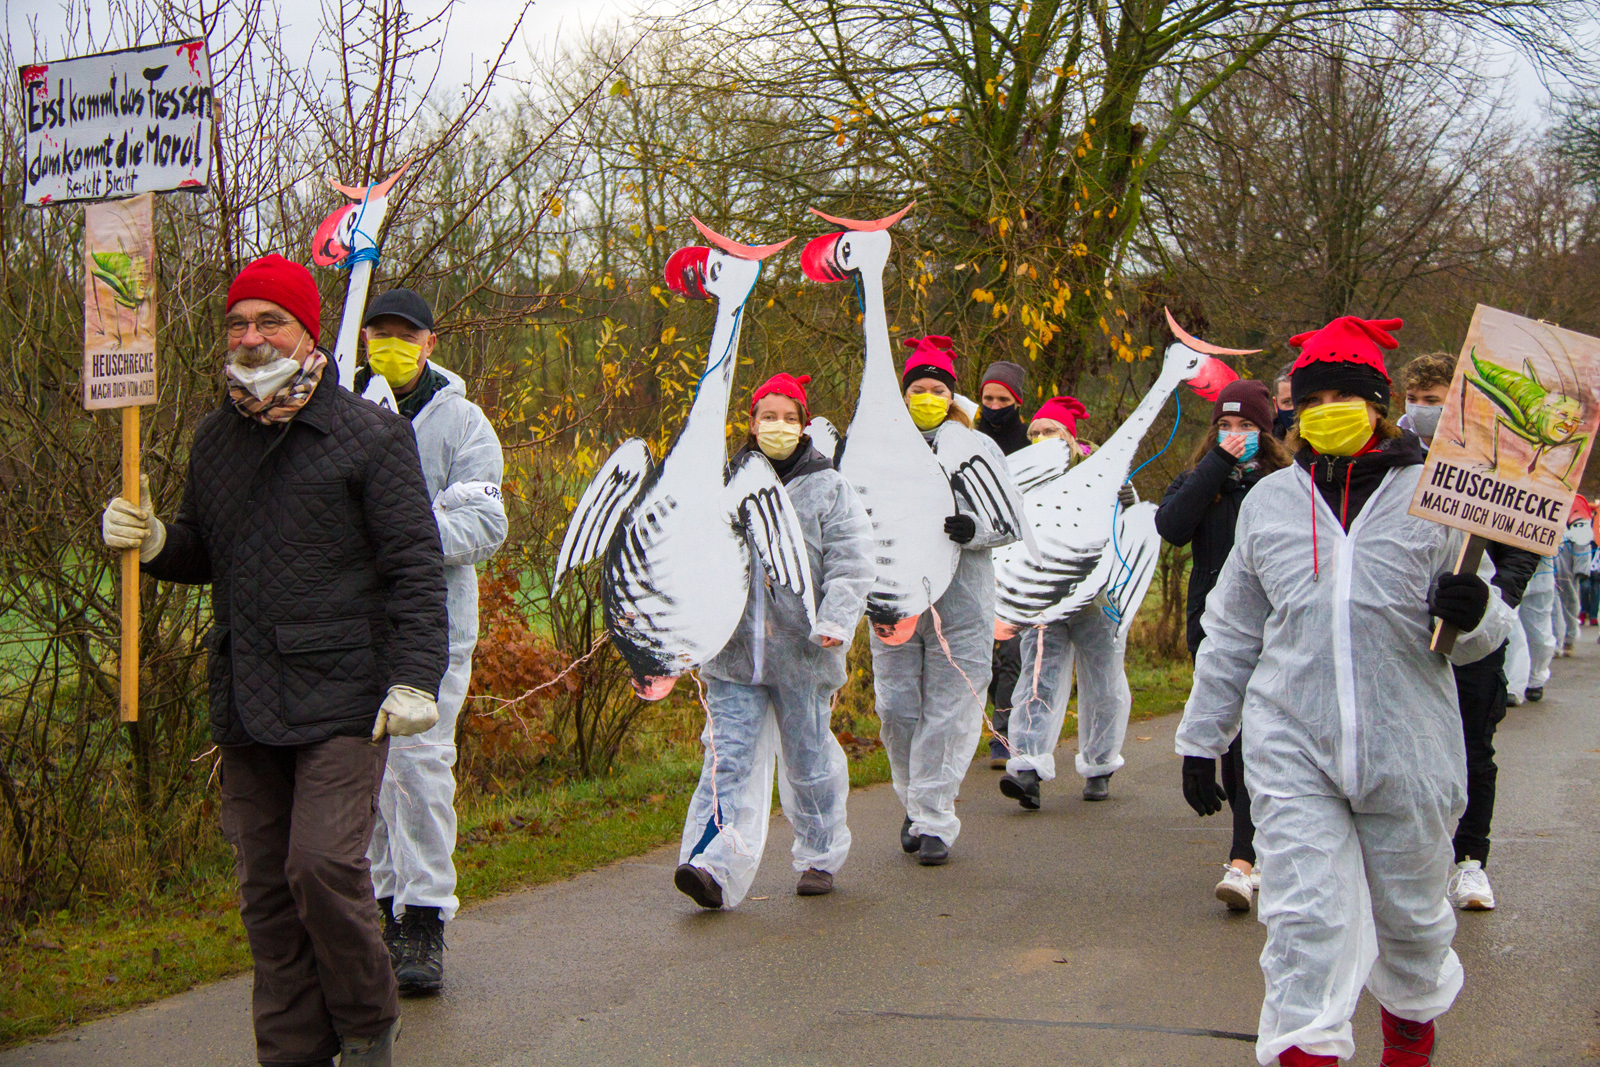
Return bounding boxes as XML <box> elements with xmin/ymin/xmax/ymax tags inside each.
<box><xmin>97</xmin><ymin>255</ymin><xmax>1592</xmax><ymax>1067</ymax></box>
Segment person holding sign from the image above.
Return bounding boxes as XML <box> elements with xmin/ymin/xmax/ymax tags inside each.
<box><xmin>353</xmin><ymin>289</ymin><xmax>507</xmax><ymax>994</ymax></box>
<box><xmin>101</xmin><ymin>256</ymin><xmax>448</xmax><ymax>1067</ymax></box>
<box><xmin>1174</xmin><ymin>316</ymin><xmax>1514</xmax><ymax>1067</ymax></box>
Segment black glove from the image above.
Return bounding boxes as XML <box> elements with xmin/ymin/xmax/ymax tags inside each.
<box><xmin>1117</xmin><ymin>483</ymin><xmax>1137</xmax><ymax>508</ymax></box>
<box><xmin>944</xmin><ymin>513</ymin><xmax>976</xmax><ymax>544</ymax></box>
<box><xmin>1182</xmin><ymin>755</ymin><xmax>1227</xmax><ymax>816</ymax></box>
<box><xmin>1428</xmin><ymin>572</ymin><xmax>1490</xmax><ymax>632</ymax></box>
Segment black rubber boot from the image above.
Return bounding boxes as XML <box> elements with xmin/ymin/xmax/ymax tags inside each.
<box><xmin>674</xmin><ymin>863</ymin><xmax>724</xmax><ymax>909</ymax></box>
<box><xmin>1525</xmin><ymin>686</ymin><xmax>1544</xmax><ymax>702</ymax></box>
<box><xmin>917</xmin><ymin>834</ymin><xmax>949</xmax><ymax>866</ymax></box>
<box><xmin>1082</xmin><ymin>774</ymin><xmax>1112</xmax><ymax>801</ymax></box>
<box><xmin>339</xmin><ymin>1018</ymin><xmax>400</xmax><ymax>1066</ymax></box>
<box><xmin>998</xmin><ymin>769</ymin><xmax>1041</xmax><ymax>810</ymax></box>
<box><xmin>392</xmin><ymin>907</ymin><xmax>445</xmax><ymax>996</ymax></box>
<box><xmin>377</xmin><ymin>896</ymin><xmax>400</xmax><ymax>970</ymax></box>
<box><xmin>900</xmin><ymin>816</ymin><xmax>920</xmax><ymax>853</ymax></box>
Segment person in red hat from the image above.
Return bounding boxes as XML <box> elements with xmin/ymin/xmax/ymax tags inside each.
<box><xmin>996</xmin><ymin>394</ymin><xmax>1139</xmax><ymax>809</ymax></box>
<box><xmin>100</xmin><ymin>255</ymin><xmax>448</xmax><ymax>1067</ymax></box>
<box><xmin>1174</xmin><ymin>316</ymin><xmax>1517</xmax><ymax>1067</ymax></box>
<box><xmin>672</xmin><ymin>372</ymin><xmax>875</xmax><ymax>908</ymax></box>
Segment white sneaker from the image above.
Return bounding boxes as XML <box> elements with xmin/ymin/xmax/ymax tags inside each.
<box><xmin>1215</xmin><ymin>865</ymin><xmax>1254</xmax><ymax>911</ymax></box>
<box><xmin>1448</xmin><ymin>859</ymin><xmax>1496</xmax><ymax>910</ymax></box>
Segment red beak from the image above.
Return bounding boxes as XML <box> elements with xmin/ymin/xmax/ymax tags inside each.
<box><xmin>664</xmin><ymin>246</ymin><xmax>712</xmax><ymax>300</ymax></box>
<box><xmin>1185</xmin><ymin>357</ymin><xmax>1239</xmax><ymax>401</ymax></box>
<box><xmin>801</xmin><ymin>231</ymin><xmax>850</xmax><ymax>283</ymax></box>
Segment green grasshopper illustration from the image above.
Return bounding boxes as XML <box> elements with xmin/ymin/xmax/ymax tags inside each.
<box><xmin>88</xmin><ymin>249</ymin><xmax>149</xmax><ymax>345</ymax></box>
<box><xmin>1462</xmin><ymin>348</ymin><xmax>1588</xmax><ymax>487</ymax></box>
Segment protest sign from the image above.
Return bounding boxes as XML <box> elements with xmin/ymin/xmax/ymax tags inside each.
<box><xmin>19</xmin><ymin>39</ymin><xmax>212</xmax><ymax>206</ymax></box>
<box><xmin>83</xmin><ymin>191</ymin><xmax>157</xmax><ymax>410</ymax></box>
<box><xmin>1410</xmin><ymin>305</ymin><xmax>1600</xmax><ymax>555</ymax></box>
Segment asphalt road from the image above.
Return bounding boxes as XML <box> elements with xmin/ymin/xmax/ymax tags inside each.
<box><xmin>7</xmin><ymin>639</ymin><xmax>1598</xmax><ymax>1067</ymax></box>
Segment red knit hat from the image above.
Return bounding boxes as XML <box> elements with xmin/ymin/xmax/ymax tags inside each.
<box><xmin>226</xmin><ymin>255</ymin><xmax>322</xmax><ymax>344</ymax></box>
<box><xmin>1032</xmin><ymin>396</ymin><xmax>1088</xmax><ymax>437</ymax></box>
<box><xmin>1287</xmin><ymin>316</ymin><xmax>1400</xmax><ymax>409</ymax></box>
<box><xmin>751</xmin><ymin>372</ymin><xmax>812</xmax><ymax>424</ymax></box>
<box><xmin>901</xmin><ymin>335</ymin><xmax>958</xmax><ymax>390</ymax></box>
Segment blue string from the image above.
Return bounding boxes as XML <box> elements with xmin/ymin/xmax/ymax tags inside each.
<box><xmin>1102</xmin><ymin>389</ymin><xmax>1182</xmax><ymax>624</ymax></box>
<box><xmin>339</xmin><ymin>245</ymin><xmax>380</xmax><ymax>270</ymax></box>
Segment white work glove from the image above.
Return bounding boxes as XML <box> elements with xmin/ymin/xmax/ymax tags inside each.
<box><xmin>101</xmin><ymin>473</ymin><xmax>167</xmax><ymax>562</ymax></box>
<box><xmin>371</xmin><ymin>684</ymin><xmax>439</xmax><ymax>742</ymax></box>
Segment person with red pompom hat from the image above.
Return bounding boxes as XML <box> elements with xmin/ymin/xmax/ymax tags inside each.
<box><xmin>1174</xmin><ymin>316</ymin><xmax>1516</xmax><ymax>1067</ymax></box>
<box><xmin>99</xmin><ymin>255</ymin><xmax>448</xmax><ymax>1067</ymax></box>
<box><xmin>672</xmin><ymin>371</ymin><xmax>876</xmax><ymax>909</ymax></box>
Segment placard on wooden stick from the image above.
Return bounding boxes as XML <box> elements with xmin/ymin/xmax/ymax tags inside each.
<box><xmin>83</xmin><ymin>190</ymin><xmax>158</xmax><ymax>722</ymax></box>
<box><xmin>1409</xmin><ymin>305</ymin><xmax>1600</xmax><ymax>653</ymax></box>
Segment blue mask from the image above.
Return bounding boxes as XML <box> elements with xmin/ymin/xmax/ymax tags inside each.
<box><xmin>1220</xmin><ymin>429</ymin><xmax>1260</xmax><ymax>462</ymax></box>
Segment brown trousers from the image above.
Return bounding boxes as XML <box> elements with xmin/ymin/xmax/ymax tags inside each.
<box><xmin>221</xmin><ymin>735</ymin><xmax>399</xmax><ymax>1066</ymax></box>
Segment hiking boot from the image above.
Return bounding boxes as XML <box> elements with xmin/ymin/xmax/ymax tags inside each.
<box><xmin>392</xmin><ymin>907</ymin><xmax>445</xmax><ymax>996</ymax></box>
<box><xmin>900</xmin><ymin>816</ymin><xmax>920</xmax><ymax>853</ymax></box>
<box><xmin>988</xmin><ymin>736</ymin><xmax>1009</xmax><ymax>769</ymax></box>
<box><xmin>916</xmin><ymin>834</ymin><xmax>949</xmax><ymax>866</ymax></box>
<box><xmin>674</xmin><ymin>862</ymin><xmax>724</xmax><ymax>910</ymax></box>
<box><xmin>1526</xmin><ymin>686</ymin><xmax>1544</xmax><ymax>702</ymax></box>
<box><xmin>377</xmin><ymin>896</ymin><xmax>401</xmax><ymax>969</ymax></box>
<box><xmin>1447</xmin><ymin>859</ymin><xmax>1495</xmax><ymax>910</ymax></box>
<box><xmin>1380</xmin><ymin>1007</ymin><xmax>1436</xmax><ymax>1066</ymax></box>
<box><xmin>1082</xmin><ymin>774</ymin><xmax>1111</xmax><ymax>801</ymax></box>
<box><xmin>339</xmin><ymin>1018</ymin><xmax>400</xmax><ymax>1067</ymax></box>
<box><xmin>998</xmin><ymin>768</ymin><xmax>1041</xmax><ymax>810</ymax></box>
<box><xmin>796</xmin><ymin>868</ymin><xmax>834</xmax><ymax>896</ymax></box>
<box><xmin>1215</xmin><ymin>864</ymin><xmax>1253</xmax><ymax>911</ymax></box>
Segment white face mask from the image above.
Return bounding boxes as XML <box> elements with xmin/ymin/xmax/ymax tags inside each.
<box><xmin>1405</xmin><ymin>402</ymin><xmax>1443</xmax><ymax>440</ymax></box>
<box><xmin>227</xmin><ymin>357</ymin><xmax>302</xmax><ymax>400</ymax></box>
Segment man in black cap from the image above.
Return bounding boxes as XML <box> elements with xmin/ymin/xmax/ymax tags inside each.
<box><xmin>358</xmin><ymin>289</ymin><xmax>507</xmax><ymax>995</ymax></box>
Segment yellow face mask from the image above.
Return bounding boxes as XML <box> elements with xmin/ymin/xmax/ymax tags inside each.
<box><xmin>907</xmin><ymin>393</ymin><xmax>950</xmax><ymax>431</ymax></box>
<box><xmin>756</xmin><ymin>423</ymin><xmax>802</xmax><ymax>461</ymax></box>
<box><xmin>366</xmin><ymin>335</ymin><xmax>424</xmax><ymax>387</ymax></box>
<box><xmin>1298</xmin><ymin>399</ymin><xmax>1374</xmax><ymax>456</ymax></box>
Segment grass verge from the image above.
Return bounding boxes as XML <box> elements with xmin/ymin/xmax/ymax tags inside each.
<box><xmin>0</xmin><ymin>656</ymin><xmax>1186</xmax><ymax>1047</ymax></box>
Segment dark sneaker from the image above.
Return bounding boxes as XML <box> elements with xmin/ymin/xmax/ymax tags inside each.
<box><xmin>916</xmin><ymin>834</ymin><xmax>950</xmax><ymax>866</ymax></box>
<box><xmin>392</xmin><ymin>907</ymin><xmax>444</xmax><ymax>996</ymax></box>
<box><xmin>339</xmin><ymin>1018</ymin><xmax>400</xmax><ymax>1066</ymax></box>
<box><xmin>674</xmin><ymin>863</ymin><xmax>724</xmax><ymax>909</ymax></box>
<box><xmin>900</xmin><ymin>816</ymin><xmax>920</xmax><ymax>853</ymax></box>
<box><xmin>1082</xmin><ymin>774</ymin><xmax>1111</xmax><ymax>801</ymax></box>
<box><xmin>1525</xmin><ymin>686</ymin><xmax>1544</xmax><ymax>702</ymax></box>
<box><xmin>377</xmin><ymin>897</ymin><xmax>401</xmax><ymax>970</ymax></box>
<box><xmin>998</xmin><ymin>769</ymin><xmax>1041</xmax><ymax>810</ymax></box>
<box><xmin>988</xmin><ymin>737</ymin><xmax>1008</xmax><ymax>769</ymax></box>
<box><xmin>796</xmin><ymin>868</ymin><xmax>834</xmax><ymax>896</ymax></box>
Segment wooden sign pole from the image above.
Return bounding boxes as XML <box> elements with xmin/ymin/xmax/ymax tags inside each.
<box><xmin>1429</xmin><ymin>533</ymin><xmax>1489</xmax><ymax>657</ymax></box>
<box><xmin>121</xmin><ymin>406</ymin><xmax>140</xmax><ymax>723</ymax></box>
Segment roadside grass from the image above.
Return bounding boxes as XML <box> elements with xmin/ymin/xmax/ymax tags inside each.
<box><xmin>0</xmin><ymin>658</ymin><xmax>1187</xmax><ymax>1047</ymax></box>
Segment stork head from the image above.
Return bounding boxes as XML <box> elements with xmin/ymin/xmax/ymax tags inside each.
<box><xmin>1163</xmin><ymin>307</ymin><xmax>1259</xmax><ymax>391</ymax></box>
<box><xmin>664</xmin><ymin>218</ymin><xmax>792</xmax><ymax>306</ymax></box>
<box><xmin>800</xmin><ymin>202</ymin><xmax>914</xmax><ymax>284</ymax></box>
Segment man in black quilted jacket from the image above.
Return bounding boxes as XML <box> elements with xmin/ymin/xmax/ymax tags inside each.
<box><xmin>101</xmin><ymin>255</ymin><xmax>447</xmax><ymax>1067</ymax></box>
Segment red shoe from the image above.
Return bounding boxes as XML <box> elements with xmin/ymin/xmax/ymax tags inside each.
<box><xmin>1280</xmin><ymin>1048</ymin><xmax>1339</xmax><ymax>1066</ymax></box>
<box><xmin>1381</xmin><ymin>1007</ymin><xmax>1436</xmax><ymax>1066</ymax></box>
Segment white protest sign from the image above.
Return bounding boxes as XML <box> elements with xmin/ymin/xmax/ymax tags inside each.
<box><xmin>83</xmin><ymin>191</ymin><xmax>157</xmax><ymax>410</ymax></box>
<box><xmin>19</xmin><ymin>39</ymin><xmax>213</xmax><ymax>206</ymax></box>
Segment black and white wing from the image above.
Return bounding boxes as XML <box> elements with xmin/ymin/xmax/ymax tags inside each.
<box><xmin>723</xmin><ymin>450</ymin><xmax>817</xmax><ymax>629</ymax></box>
<box><xmin>554</xmin><ymin>438</ymin><xmax>653</xmax><ymax>591</ymax></box>
<box><xmin>806</xmin><ymin>416</ymin><xmax>844</xmax><ymax>467</ymax></box>
<box><xmin>932</xmin><ymin>423</ymin><xmax>1040</xmax><ymax>562</ymax></box>
<box><xmin>1007</xmin><ymin>437</ymin><xmax>1072</xmax><ymax>494</ymax></box>
<box><xmin>1100</xmin><ymin>502</ymin><xmax>1162</xmax><ymax>639</ymax></box>
<box><xmin>359</xmin><ymin>374</ymin><xmax>398</xmax><ymax>414</ymax></box>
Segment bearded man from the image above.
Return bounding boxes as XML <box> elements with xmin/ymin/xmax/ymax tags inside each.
<box><xmin>101</xmin><ymin>255</ymin><xmax>448</xmax><ymax>1067</ymax></box>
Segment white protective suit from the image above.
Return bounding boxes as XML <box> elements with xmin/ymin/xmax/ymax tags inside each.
<box><xmin>1519</xmin><ymin>558</ymin><xmax>1557</xmax><ymax>689</ymax></box>
<box><xmin>368</xmin><ymin>364</ymin><xmax>507</xmax><ymax>922</ymax></box>
<box><xmin>1006</xmin><ymin>595</ymin><xmax>1132</xmax><ymax>782</ymax></box>
<box><xmin>1554</xmin><ymin>540</ymin><xmax>1581</xmax><ymax>649</ymax></box>
<box><xmin>1174</xmin><ymin>461</ymin><xmax>1512</xmax><ymax>1066</ymax></box>
<box><xmin>871</xmin><ymin>430</ymin><xmax>1020</xmax><ymax>846</ymax></box>
<box><xmin>681</xmin><ymin>444</ymin><xmax>875</xmax><ymax>907</ymax></box>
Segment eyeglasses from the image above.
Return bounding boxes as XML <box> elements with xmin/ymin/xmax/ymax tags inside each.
<box><xmin>224</xmin><ymin>315</ymin><xmax>299</xmax><ymax>338</ymax></box>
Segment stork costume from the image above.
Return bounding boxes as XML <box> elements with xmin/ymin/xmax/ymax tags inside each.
<box><xmin>357</xmin><ymin>289</ymin><xmax>507</xmax><ymax>993</ymax></box>
<box><xmin>871</xmin><ymin>340</ymin><xmax>1022</xmax><ymax>863</ymax></box>
<box><xmin>676</xmin><ymin>373</ymin><xmax>874</xmax><ymax>908</ymax></box>
<box><xmin>1175</xmin><ymin>317</ymin><xmax>1514</xmax><ymax>1066</ymax></box>
<box><xmin>1001</xmin><ymin>396</ymin><xmax>1132</xmax><ymax>806</ymax></box>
